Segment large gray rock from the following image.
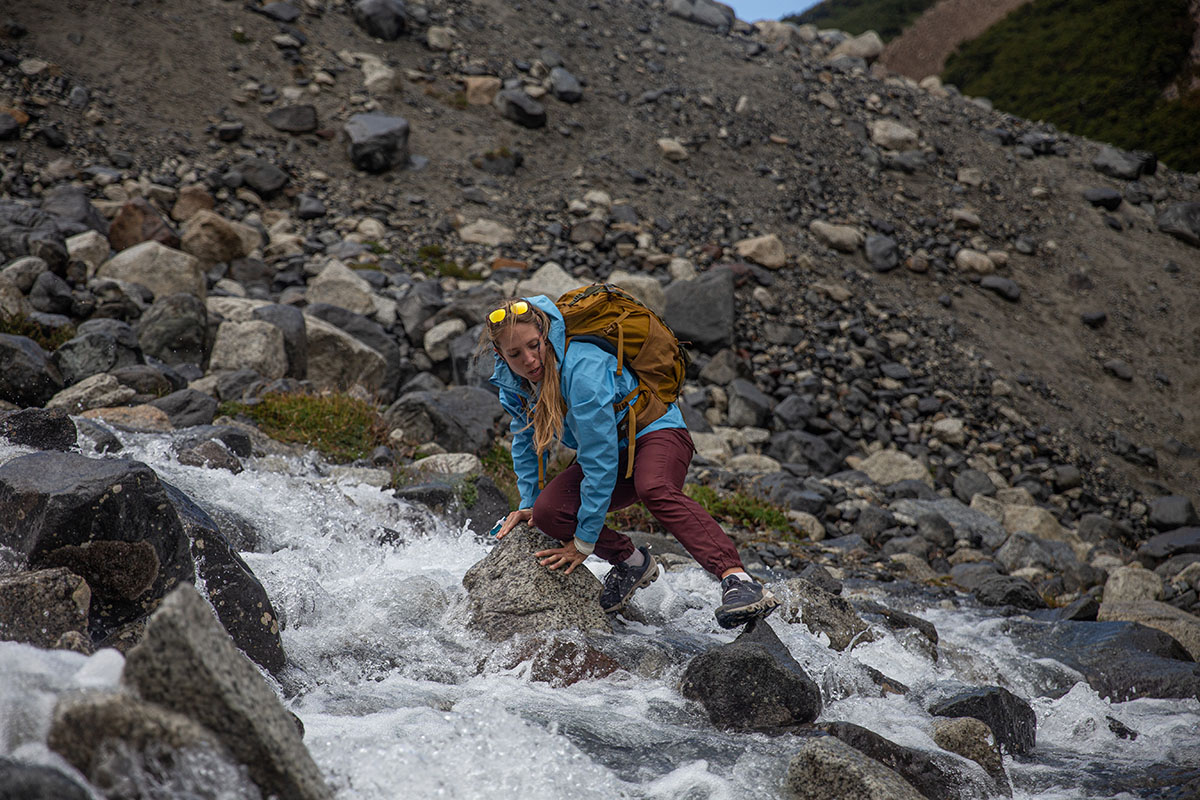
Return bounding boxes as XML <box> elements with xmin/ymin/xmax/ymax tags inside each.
<box><xmin>96</xmin><ymin>241</ymin><xmax>206</xmax><ymax>300</ymax></box>
<box><xmin>0</xmin><ymin>567</ymin><xmax>91</xmax><ymax>649</ymax></box>
<box><xmin>252</xmin><ymin>303</ymin><xmax>308</xmax><ymax>378</ymax></box>
<box><xmin>208</xmin><ymin>320</ymin><xmax>288</xmax><ymax>379</ymax></box>
<box><xmin>236</xmin><ymin>158</ymin><xmax>290</xmax><ymax>199</ymax></box>
<box><xmin>41</xmin><ymin>183</ymin><xmax>109</xmax><ymax>236</ymax></box>
<box><xmin>344</xmin><ymin>113</ymin><xmax>410</xmax><ymax>173</ymax></box>
<box><xmin>785</xmin><ymin>735</ymin><xmax>925</xmax><ymax>800</ymax></box>
<box><xmin>48</xmin><ymin>690</ymin><xmax>226</xmax><ymax>780</ymax></box>
<box><xmin>46</xmin><ymin>373</ymin><xmax>137</xmax><ymax>414</ymax></box>
<box><xmin>122</xmin><ymin>585</ymin><xmax>333</xmax><ymax>800</ymax></box>
<box><xmin>461</xmin><ymin>524</ymin><xmax>611</xmax><ymax>640</ymax></box>
<box><xmin>163</xmin><ymin>481</ymin><xmax>286</xmax><ymax>674</ymax></box>
<box><xmin>305</xmin><ymin>303</ymin><xmax>402</xmax><ymax>398</ymax></box>
<box><xmin>818</xmin><ymin>721</ymin><xmax>998</xmax><ymax>800</ymax></box>
<box><xmin>892</xmin><ymin>498</ymin><xmax>1008</xmax><ymax>550</ymax></box>
<box><xmin>664</xmin><ymin>267</ymin><xmax>735</xmax><ymax>354</ymax></box>
<box><xmin>29</xmin><ymin>271</ymin><xmax>73</xmax><ymax>315</ymax></box>
<box><xmin>0</xmin><ymin>333</ymin><xmax>64</xmax><ymax>407</ymax></box>
<box><xmin>0</xmin><ymin>452</ymin><xmax>194</xmax><ymax>641</ymax></box>
<box><xmin>680</xmin><ymin>619</ymin><xmax>822</xmax><ymax>731</ymax></box>
<box><xmin>384</xmin><ymin>386</ymin><xmax>504</xmax><ymax>453</ymax></box>
<box><xmin>1157</xmin><ymin>203</ymin><xmax>1200</xmax><ymax>247</ymax></box>
<box><xmin>779</xmin><ymin>577</ymin><xmax>872</xmax><ymax>651</ymax></box>
<box><xmin>304</xmin><ymin>315</ymin><xmax>389</xmax><ymax>398</ymax></box>
<box><xmin>1148</xmin><ymin>495</ymin><xmax>1199</xmax><ymax>530</ymax></box>
<box><xmin>1092</xmin><ymin>145</ymin><xmax>1154</xmax><ymax>180</ymax></box>
<box><xmin>53</xmin><ymin>320</ymin><xmax>142</xmax><ymax>386</ymax></box>
<box><xmin>137</xmin><ymin>293</ymin><xmax>209</xmax><ymax>366</ymax></box>
<box><xmin>548</xmin><ymin>67</ymin><xmax>583</xmax><ymax>103</ymax></box>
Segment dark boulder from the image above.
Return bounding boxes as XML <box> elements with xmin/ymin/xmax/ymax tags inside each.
<box><xmin>0</xmin><ymin>200</ymin><xmax>69</xmax><ymax>271</ymax></box>
<box><xmin>493</xmin><ymin>89</ymin><xmax>547</xmax><ymax>129</ymax></box>
<box><xmin>353</xmin><ymin>0</ymin><xmax>407</xmax><ymax>40</ymax></box>
<box><xmin>29</xmin><ymin>271</ymin><xmax>74</xmax><ymax>315</ymax></box>
<box><xmin>0</xmin><ymin>334</ymin><xmax>64</xmax><ymax>407</ymax></box>
<box><xmin>149</xmin><ymin>388</ymin><xmax>218</xmax><ymax>428</ymax></box>
<box><xmin>1083</xmin><ymin>187</ymin><xmax>1122</xmax><ymax>211</ymax></box>
<box><xmin>162</xmin><ymin>481</ymin><xmax>286</xmax><ymax>675</ymax></box>
<box><xmin>548</xmin><ymin>67</ymin><xmax>583</xmax><ymax>103</ymax></box>
<box><xmin>136</xmin><ymin>293</ymin><xmax>208</xmax><ymax>366</ymax></box>
<box><xmin>0</xmin><ymin>452</ymin><xmax>194</xmax><ymax>641</ymax></box>
<box><xmin>0</xmin><ymin>406</ymin><xmax>77</xmax><ymax>451</ymax></box>
<box><xmin>53</xmin><ymin>320</ymin><xmax>142</xmax><ymax>386</ymax></box>
<box><xmin>384</xmin><ymin>386</ymin><xmax>504</xmax><ymax>454</ymax></box>
<box><xmin>40</xmin><ymin>183</ymin><xmax>109</xmax><ymax>236</ymax></box>
<box><xmin>236</xmin><ymin>158</ymin><xmax>289</xmax><ymax>199</ymax></box>
<box><xmin>768</xmin><ymin>430</ymin><xmax>844</xmax><ymax>475</ymax></box>
<box><xmin>252</xmin><ymin>303</ymin><xmax>308</xmax><ymax>378</ymax></box>
<box><xmin>664</xmin><ymin>267</ymin><xmax>735</xmax><ymax>354</ymax></box>
<box><xmin>973</xmin><ymin>574</ymin><xmax>1046</xmax><ymax>610</ymax></box>
<box><xmin>344</xmin><ymin>113</ymin><xmax>410</xmax><ymax>173</ymax></box>
<box><xmin>1148</xmin><ymin>496</ymin><xmax>1199</xmax><ymax>531</ymax></box>
<box><xmin>1138</xmin><ymin>528</ymin><xmax>1200</xmax><ymax>565</ymax></box>
<box><xmin>0</xmin><ymin>756</ymin><xmax>92</xmax><ymax>800</ymax></box>
<box><xmin>266</xmin><ymin>104</ymin><xmax>318</xmax><ymax>133</ymax></box>
<box><xmin>929</xmin><ymin>686</ymin><xmax>1036</xmax><ymax>755</ymax></box>
<box><xmin>680</xmin><ymin>619</ymin><xmax>822</xmax><ymax>731</ymax></box>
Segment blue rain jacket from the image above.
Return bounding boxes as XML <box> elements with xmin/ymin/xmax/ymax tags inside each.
<box><xmin>489</xmin><ymin>294</ymin><xmax>685</xmax><ymax>551</ymax></box>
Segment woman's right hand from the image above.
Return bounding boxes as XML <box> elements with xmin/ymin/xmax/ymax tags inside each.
<box><xmin>495</xmin><ymin>508</ymin><xmax>533</xmax><ymax>539</ymax></box>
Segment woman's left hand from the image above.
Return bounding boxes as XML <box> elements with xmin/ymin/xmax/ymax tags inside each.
<box><xmin>535</xmin><ymin>540</ymin><xmax>587</xmax><ymax>575</ymax></box>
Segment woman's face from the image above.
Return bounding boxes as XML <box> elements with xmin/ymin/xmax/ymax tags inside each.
<box><xmin>496</xmin><ymin>321</ymin><xmax>545</xmax><ymax>384</ymax></box>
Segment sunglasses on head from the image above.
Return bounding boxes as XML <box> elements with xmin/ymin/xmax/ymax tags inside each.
<box><xmin>487</xmin><ymin>300</ymin><xmax>531</xmax><ymax>325</ymax></box>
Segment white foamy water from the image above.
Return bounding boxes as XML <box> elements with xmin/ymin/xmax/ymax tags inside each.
<box><xmin>1</xmin><ymin>432</ymin><xmax>1198</xmax><ymax>799</ymax></box>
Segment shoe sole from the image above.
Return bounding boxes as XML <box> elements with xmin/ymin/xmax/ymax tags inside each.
<box><xmin>602</xmin><ymin>555</ymin><xmax>659</xmax><ymax>614</ymax></box>
<box><xmin>714</xmin><ymin>590</ymin><xmax>780</xmax><ymax>630</ymax></box>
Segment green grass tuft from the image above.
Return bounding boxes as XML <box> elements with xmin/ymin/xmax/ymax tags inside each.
<box><xmin>607</xmin><ymin>484</ymin><xmax>794</xmax><ymax>535</ymax></box>
<box><xmin>220</xmin><ymin>392</ymin><xmax>388</xmax><ymax>463</ymax></box>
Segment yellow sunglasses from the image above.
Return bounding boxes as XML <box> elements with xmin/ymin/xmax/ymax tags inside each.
<box><xmin>487</xmin><ymin>300</ymin><xmax>530</xmax><ymax>325</ymax></box>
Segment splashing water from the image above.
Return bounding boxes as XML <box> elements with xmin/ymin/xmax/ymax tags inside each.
<box><xmin>1</xmin><ymin>432</ymin><xmax>1198</xmax><ymax>799</ymax></box>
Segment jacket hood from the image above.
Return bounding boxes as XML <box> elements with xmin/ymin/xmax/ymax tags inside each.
<box><xmin>488</xmin><ymin>294</ymin><xmax>566</xmax><ymax>390</ymax></box>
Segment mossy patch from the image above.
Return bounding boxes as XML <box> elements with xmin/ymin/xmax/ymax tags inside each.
<box><xmin>220</xmin><ymin>392</ymin><xmax>388</xmax><ymax>463</ymax></box>
<box><xmin>0</xmin><ymin>313</ymin><xmax>75</xmax><ymax>352</ymax></box>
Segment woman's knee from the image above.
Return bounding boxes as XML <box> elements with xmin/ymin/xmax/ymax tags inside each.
<box><xmin>635</xmin><ymin>478</ymin><xmax>683</xmax><ymax>510</ymax></box>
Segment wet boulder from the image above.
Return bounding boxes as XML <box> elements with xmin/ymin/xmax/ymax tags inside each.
<box><xmin>0</xmin><ymin>567</ymin><xmax>91</xmax><ymax>649</ymax></box>
<box><xmin>0</xmin><ymin>406</ymin><xmax>77</xmax><ymax>450</ymax></box>
<box><xmin>384</xmin><ymin>386</ymin><xmax>504</xmax><ymax>454</ymax></box>
<box><xmin>0</xmin><ymin>452</ymin><xmax>194</xmax><ymax>641</ymax></box>
<box><xmin>680</xmin><ymin>619</ymin><xmax>822</xmax><ymax>731</ymax></box>
<box><xmin>819</xmin><ymin>721</ymin><xmax>997</xmax><ymax>800</ymax></box>
<box><xmin>931</xmin><ymin>716</ymin><xmax>1010</xmax><ymax>795</ymax></box>
<box><xmin>0</xmin><ymin>757</ymin><xmax>92</xmax><ymax>800</ymax></box>
<box><xmin>122</xmin><ymin>585</ymin><xmax>333</xmax><ymax>800</ymax></box>
<box><xmin>779</xmin><ymin>577</ymin><xmax>874</xmax><ymax>651</ymax></box>
<box><xmin>162</xmin><ymin>481</ymin><xmax>285</xmax><ymax>674</ymax></box>
<box><xmin>461</xmin><ymin>524</ymin><xmax>612</xmax><ymax>640</ymax></box>
<box><xmin>0</xmin><ymin>333</ymin><xmax>64</xmax><ymax>407</ymax></box>
<box><xmin>785</xmin><ymin>735</ymin><xmax>924</xmax><ymax>800</ymax></box>
<box><xmin>928</xmin><ymin>686</ymin><xmax>1036</xmax><ymax>754</ymax></box>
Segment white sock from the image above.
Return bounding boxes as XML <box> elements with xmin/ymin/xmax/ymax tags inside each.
<box><xmin>726</xmin><ymin>570</ymin><xmax>753</xmax><ymax>582</ymax></box>
<box><xmin>623</xmin><ymin>549</ymin><xmax>646</xmax><ymax>568</ymax></box>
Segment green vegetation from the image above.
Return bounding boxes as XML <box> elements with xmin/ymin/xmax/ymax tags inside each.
<box><xmin>481</xmin><ymin>442</ymin><xmax>521</xmax><ymax>510</ymax></box>
<box><xmin>0</xmin><ymin>313</ymin><xmax>75</xmax><ymax>351</ymax></box>
<box><xmin>788</xmin><ymin>0</ymin><xmax>939</xmax><ymax>41</ymax></box>
<box><xmin>607</xmin><ymin>484</ymin><xmax>795</xmax><ymax>535</ymax></box>
<box><xmin>221</xmin><ymin>392</ymin><xmax>388</xmax><ymax>463</ymax></box>
<box><xmin>943</xmin><ymin>0</ymin><xmax>1200</xmax><ymax>172</ymax></box>
<box><xmin>414</xmin><ymin>242</ymin><xmax>474</xmax><ymax>279</ymax></box>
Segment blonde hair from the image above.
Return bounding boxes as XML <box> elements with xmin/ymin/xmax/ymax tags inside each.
<box><xmin>478</xmin><ymin>300</ymin><xmax>567</xmax><ymax>458</ymax></box>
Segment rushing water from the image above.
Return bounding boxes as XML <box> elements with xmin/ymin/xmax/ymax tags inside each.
<box><xmin>1</xmin><ymin>429</ymin><xmax>1199</xmax><ymax>799</ymax></box>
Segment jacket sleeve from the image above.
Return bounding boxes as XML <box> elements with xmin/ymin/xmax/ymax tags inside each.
<box><xmin>500</xmin><ymin>388</ymin><xmax>540</xmax><ymax>510</ymax></box>
<box><xmin>561</xmin><ymin>347</ymin><xmax>621</xmax><ymax>550</ymax></box>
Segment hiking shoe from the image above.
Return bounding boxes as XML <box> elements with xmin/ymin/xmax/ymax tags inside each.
<box><xmin>714</xmin><ymin>576</ymin><xmax>779</xmax><ymax>629</ymax></box>
<box><xmin>600</xmin><ymin>546</ymin><xmax>658</xmax><ymax>613</ymax></box>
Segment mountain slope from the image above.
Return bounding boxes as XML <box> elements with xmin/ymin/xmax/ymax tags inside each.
<box><xmin>1</xmin><ymin>0</ymin><xmax>1199</xmax><ymax>503</ymax></box>
<box><xmin>878</xmin><ymin>0</ymin><xmax>1030</xmax><ymax>79</ymax></box>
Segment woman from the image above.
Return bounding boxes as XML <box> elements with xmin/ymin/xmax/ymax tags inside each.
<box><xmin>483</xmin><ymin>294</ymin><xmax>778</xmax><ymax>629</ymax></box>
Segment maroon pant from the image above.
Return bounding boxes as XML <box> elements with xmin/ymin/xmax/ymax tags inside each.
<box><xmin>531</xmin><ymin>427</ymin><xmax>744</xmax><ymax>576</ymax></box>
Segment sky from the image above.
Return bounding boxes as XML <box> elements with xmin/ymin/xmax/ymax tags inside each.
<box><xmin>728</xmin><ymin>0</ymin><xmax>822</xmax><ymax>23</ymax></box>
